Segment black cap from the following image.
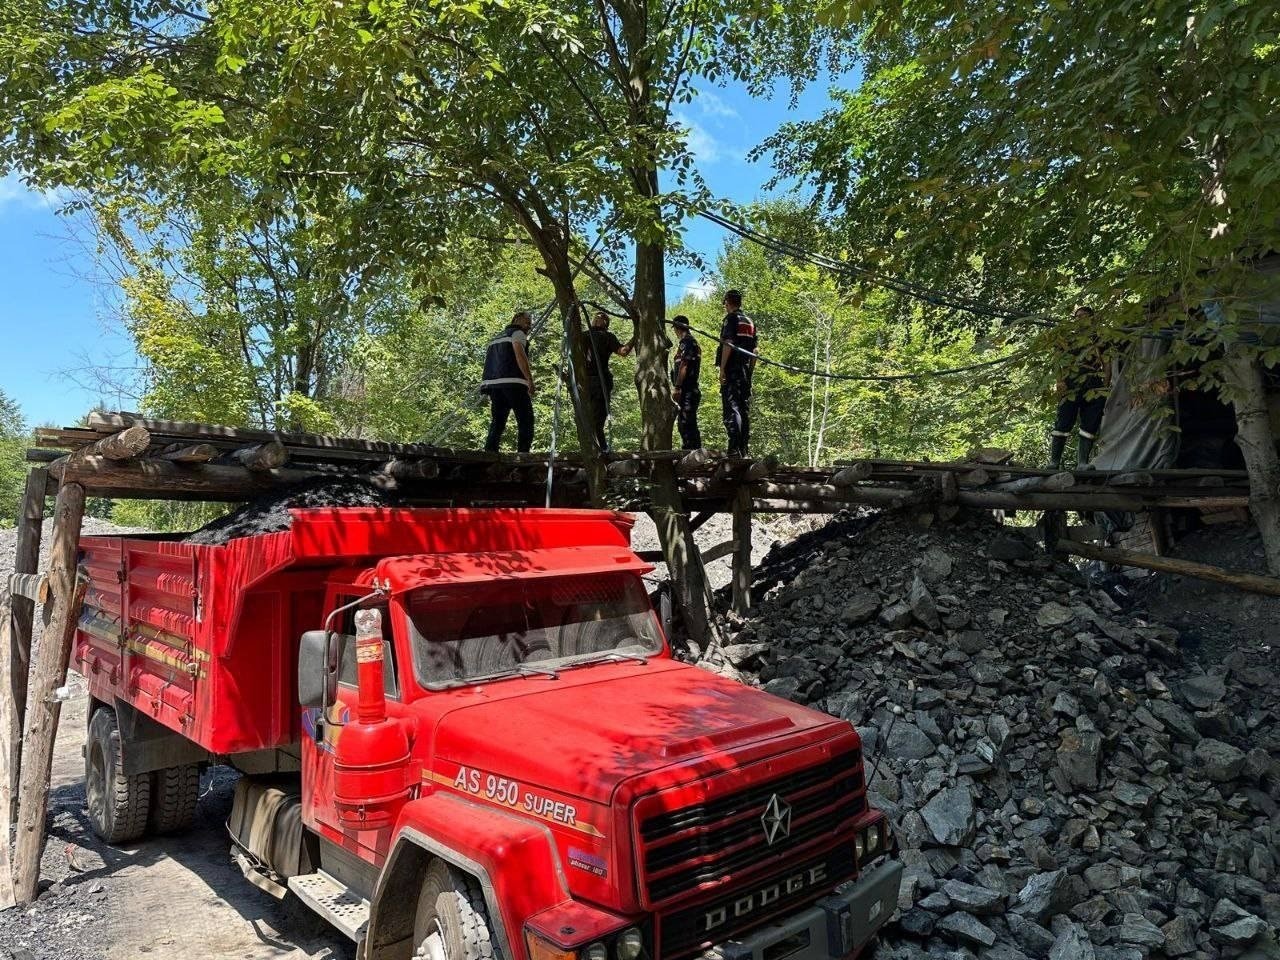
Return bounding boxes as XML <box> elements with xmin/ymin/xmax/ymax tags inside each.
<box><xmin>724</xmin><ymin>289</ymin><xmax>742</xmax><ymax>306</ymax></box>
<box><xmin>672</xmin><ymin>315</ymin><xmax>690</xmax><ymax>330</ymax></box>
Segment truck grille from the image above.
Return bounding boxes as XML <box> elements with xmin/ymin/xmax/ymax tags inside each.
<box><xmin>657</xmin><ymin>845</ymin><xmax>857</xmax><ymax>959</ymax></box>
<box><xmin>638</xmin><ymin>751</ymin><xmax>864</xmax><ymax>904</ymax></box>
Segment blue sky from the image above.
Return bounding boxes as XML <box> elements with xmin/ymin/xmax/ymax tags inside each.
<box><xmin>0</xmin><ymin>71</ymin><xmax>854</xmax><ymax>431</ymax></box>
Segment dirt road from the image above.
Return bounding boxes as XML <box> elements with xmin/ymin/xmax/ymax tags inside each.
<box><xmin>0</xmin><ymin>686</ymin><xmax>352</xmax><ymax>960</ymax></box>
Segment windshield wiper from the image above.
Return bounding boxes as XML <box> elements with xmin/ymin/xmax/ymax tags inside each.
<box><xmin>512</xmin><ymin>662</ymin><xmax>560</xmax><ymax>679</ymax></box>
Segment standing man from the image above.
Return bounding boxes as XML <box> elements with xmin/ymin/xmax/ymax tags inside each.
<box><xmin>481</xmin><ymin>310</ymin><xmax>536</xmax><ymax>453</ymax></box>
<box><xmin>717</xmin><ymin>289</ymin><xmax>757</xmax><ymax>457</ymax></box>
<box><xmin>584</xmin><ymin>310</ymin><xmax>633</xmax><ymax>452</ymax></box>
<box><xmin>1049</xmin><ymin>306</ymin><xmax>1108</xmax><ymax>468</ymax></box>
<box><xmin>670</xmin><ymin>315</ymin><xmax>702</xmax><ymax>450</ymax></box>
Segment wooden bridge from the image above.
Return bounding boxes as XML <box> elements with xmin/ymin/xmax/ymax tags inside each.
<box><xmin>0</xmin><ymin>411</ymin><xmax>1269</xmax><ymax>908</ymax></box>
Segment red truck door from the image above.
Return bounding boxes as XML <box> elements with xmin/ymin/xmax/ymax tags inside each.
<box><xmin>301</xmin><ymin>591</ymin><xmax>402</xmax><ymax>855</ymax></box>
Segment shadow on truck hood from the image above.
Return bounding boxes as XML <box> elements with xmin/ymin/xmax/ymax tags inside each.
<box><xmin>427</xmin><ymin>659</ymin><xmax>842</xmax><ymax>804</ymax></box>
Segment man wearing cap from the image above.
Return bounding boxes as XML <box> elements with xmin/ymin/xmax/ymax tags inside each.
<box><xmin>480</xmin><ymin>310</ymin><xmax>536</xmax><ymax>453</ymax></box>
<box><xmin>717</xmin><ymin>289</ymin><xmax>757</xmax><ymax>457</ymax></box>
<box><xmin>670</xmin><ymin>315</ymin><xmax>702</xmax><ymax>450</ymax></box>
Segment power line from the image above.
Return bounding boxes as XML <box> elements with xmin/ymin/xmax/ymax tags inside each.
<box><xmin>676</xmin><ymin>317</ymin><xmax>1030</xmax><ymax>383</ymax></box>
<box><xmin>697</xmin><ymin>209</ymin><xmax>1055</xmax><ymax>326</ymax></box>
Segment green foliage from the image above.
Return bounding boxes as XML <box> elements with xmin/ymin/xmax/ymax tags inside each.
<box><xmin>672</xmin><ymin>203</ymin><xmax>1050</xmax><ymax>465</ymax></box>
<box><xmin>767</xmin><ymin>0</ymin><xmax>1280</xmax><ymax>387</ymax></box>
<box><xmin>0</xmin><ymin>389</ymin><xmax>27</xmax><ymax>527</ymax></box>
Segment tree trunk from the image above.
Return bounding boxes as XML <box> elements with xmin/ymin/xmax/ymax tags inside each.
<box><xmin>633</xmin><ymin>237</ymin><xmax>715</xmax><ymax>648</ymax></box>
<box><xmin>1223</xmin><ymin>344</ymin><xmax>1280</xmax><ymax>573</ymax></box>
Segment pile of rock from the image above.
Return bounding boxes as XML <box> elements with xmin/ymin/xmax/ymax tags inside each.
<box><xmin>710</xmin><ymin>509</ymin><xmax>1279</xmax><ymax>960</ymax></box>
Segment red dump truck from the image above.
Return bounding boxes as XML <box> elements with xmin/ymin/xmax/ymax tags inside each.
<box><xmin>71</xmin><ymin>507</ymin><xmax>899</xmax><ymax>960</ymax></box>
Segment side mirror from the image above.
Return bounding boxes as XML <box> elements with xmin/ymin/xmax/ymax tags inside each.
<box><xmin>298</xmin><ymin>630</ymin><xmax>335</xmax><ymax>708</ymax></box>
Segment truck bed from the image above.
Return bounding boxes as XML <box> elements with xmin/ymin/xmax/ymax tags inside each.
<box><xmin>72</xmin><ymin>507</ymin><xmax>634</xmax><ymax>757</ymax></box>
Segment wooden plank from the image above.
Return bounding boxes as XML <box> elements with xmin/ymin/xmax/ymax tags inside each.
<box><xmin>0</xmin><ymin>590</ymin><xmax>15</xmax><ymax>908</ymax></box>
<box><xmin>13</xmin><ymin>481</ymin><xmax>86</xmax><ymax>904</ymax></box>
<box><xmin>1055</xmin><ymin>538</ymin><xmax>1280</xmax><ymax>597</ymax></box>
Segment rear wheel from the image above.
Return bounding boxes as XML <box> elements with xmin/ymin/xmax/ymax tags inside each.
<box><xmin>86</xmin><ymin>707</ymin><xmax>151</xmax><ymax>844</ymax></box>
<box><xmin>413</xmin><ymin>862</ymin><xmax>499</xmax><ymax>960</ymax></box>
<box><xmin>148</xmin><ymin>763</ymin><xmax>201</xmax><ymax>834</ymax></box>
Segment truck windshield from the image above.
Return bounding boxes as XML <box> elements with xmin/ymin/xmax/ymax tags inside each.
<box><xmin>404</xmin><ymin>572</ymin><xmax>663</xmax><ymax>687</ymax></box>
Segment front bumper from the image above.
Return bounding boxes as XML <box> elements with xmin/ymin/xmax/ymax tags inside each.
<box><xmin>701</xmin><ymin>860</ymin><xmax>903</xmax><ymax>960</ymax></box>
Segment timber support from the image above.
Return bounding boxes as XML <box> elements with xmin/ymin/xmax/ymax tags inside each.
<box><xmin>731</xmin><ymin>484</ymin><xmax>752</xmax><ymax>615</ymax></box>
<box><xmin>7</xmin><ymin>466</ymin><xmax>45</xmax><ymax>814</ymax></box>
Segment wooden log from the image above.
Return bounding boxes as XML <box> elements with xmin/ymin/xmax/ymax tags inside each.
<box><xmin>1055</xmin><ymin>538</ymin><xmax>1280</xmax><ymax>597</ymax></box>
<box><xmin>13</xmin><ymin>481</ymin><xmax>86</xmax><ymax>904</ymax></box>
<box><xmin>751</xmin><ymin>499</ymin><xmax>863</xmax><ymax>514</ymax></box>
<box><xmin>959</xmin><ymin>467</ymin><xmax>991</xmax><ymax>488</ymax></box>
<box><xmin>678</xmin><ymin>448</ymin><xmax>715</xmax><ymax>471</ymax></box>
<box><xmin>48</xmin><ymin>456</ymin><xmax>323</xmax><ymax>501</ymax></box>
<box><xmin>750</xmin><ymin>480</ymin><xmax>919</xmax><ymax>506</ymax></box>
<box><xmin>731</xmin><ymin>486</ymin><xmax>752</xmax><ymax>614</ymax></box>
<box><xmin>993</xmin><ymin>471</ymin><xmax>1076</xmax><ymax>494</ymax></box>
<box><xmin>832</xmin><ymin>462</ymin><xmax>873</xmax><ymax>486</ymax></box>
<box><xmin>384</xmin><ymin>458</ymin><xmax>442</xmax><ymax>481</ymax></box>
<box><xmin>955</xmin><ymin>490</ymin><xmax>1250</xmax><ymax>512</ymax></box>
<box><xmin>634</xmin><ymin>540</ymin><xmax>736</xmax><ymax>565</ymax></box>
<box><xmin>231</xmin><ymin>440</ymin><xmax>288</xmax><ymax>472</ymax></box>
<box><xmin>8</xmin><ymin>468</ymin><xmax>45</xmax><ymax>818</ymax></box>
<box><xmin>68</xmin><ymin>424</ymin><xmax>151</xmax><ymax>462</ymax></box>
<box><xmin>0</xmin><ymin>591</ymin><xmax>14</xmax><ymax>908</ymax></box>
<box><xmin>689</xmin><ymin>509</ymin><xmax>716</xmax><ymax>532</ymax></box>
<box><xmin>1110</xmin><ymin>471</ymin><xmax>1155</xmax><ymax>487</ymax></box>
<box><xmin>745</xmin><ymin>455</ymin><xmax>779</xmax><ymax>482</ymax></box>
<box><xmin>157</xmin><ymin>442</ymin><xmax>220</xmax><ymax>464</ymax></box>
<box><xmin>606</xmin><ymin>460</ymin><xmax>645</xmax><ymax>478</ymax></box>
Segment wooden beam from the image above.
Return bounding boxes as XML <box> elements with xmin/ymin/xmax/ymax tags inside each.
<box><xmin>992</xmin><ymin>471</ymin><xmax>1076</xmax><ymax>494</ymax></box>
<box><xmin>731</xmin><ymin>485</ymin><xmax>753</xmax><ymax>614</ymax></box>
<box><xmin>49</xmin><ymin>455</ymin><xmax>321</xmax><ymax>501</ymax></box>
<box><xmin>0</xmin><ymin>591</ymin><xmax>16</xmax><ymax>909</ymax></box>
<box><xmin>157</xmin><ymin>442</ymin><xmax>220</xmax><ymax>464</ymax></box>
<box><xmin>832</xmin><ymin>462</ymin><xmax>873</xmax><ymax>486</ymax></box>
<box><xmin>383</xmin><ymin>458</ymin><xmax>442</xmax><ymax>481</ymax></box>
<box><xmin>231</xmin><ymin>440</ymin><xmax>288</xmax><ymax>472</ymax></box>
<box><xmin>689</xmin><ymin>509</ymin><xmax>716</xmax><ymax>532</ymax></box>
<box><xmin>8</xmin><ymin>468</ymin><xmax>45</xmax><ymax>818</ymax></box>
<box><xmin>13</xmin><ymin>481</ymin><xmax>86</xmax><ymax>904</ymax></box>
<box><xmin>955</xmin><ymin>490</ymin><xmax>1250</xmax><ymax>512</ymax></box>
<box><xmin>1055</xmin><ymin>538</ymin><xmax>1280</xmax><ymax>597</ymax></box>
<box><xmin>749</xmin><ymin>480</ymin><xmax>921</xmax><ymax>506</ymax></box>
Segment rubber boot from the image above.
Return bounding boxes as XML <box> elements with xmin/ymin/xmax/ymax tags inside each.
<box><xmin>1048</xmin><ymin>434</ymin><xmax>1067</xmax><ymax>469</ymax></box>
<box><xmin>1077</xmin><ymin>435</ymin><xmax>1095</xmax><ymax>467</ymax></box>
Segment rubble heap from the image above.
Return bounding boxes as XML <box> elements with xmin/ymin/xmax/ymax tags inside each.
<box><xmin>711</xmin><ymin>510</ymin><xmax>1279</xmax><ymax>960</ymax></box>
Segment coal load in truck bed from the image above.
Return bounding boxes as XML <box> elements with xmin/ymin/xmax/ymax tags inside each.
<box><xmin>184</xmin><ymin>478</ymin><xmax>405</xmax><ymax>545</ymax></box>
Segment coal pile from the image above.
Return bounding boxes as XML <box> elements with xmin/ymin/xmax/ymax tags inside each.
<box><xmin>185</xmin><ymin>478</ymin><xmax>404</xmax><ymax>545</ymax></box>
<box><xmin>709</xmin><ymin>509</ymin><xmax>1279</xmax><ymax>960</ymax></box>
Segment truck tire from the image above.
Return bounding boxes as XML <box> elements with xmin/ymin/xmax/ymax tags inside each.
<box><xmin>148</xmin><ymin>763</ymin><xmax>201</xmax><ymax>834</ymax></box>
<box><xmin>86</xmin><ymin>707</ymin><xmax>152</xmax><ymax>844</ymax></box>
<box><xmin>413</xmin><ymin>861</ymin><xmax>500</xmax><ymax>960</ymax></box>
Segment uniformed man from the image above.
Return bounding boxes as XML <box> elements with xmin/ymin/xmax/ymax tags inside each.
<box><xmin>584</xmin><ymin>310</ymin><xmax>633</xmax><ymax>452</ymax></box>
<box><xmin>1049</xmin><ymin>306</ymin><xmax>1108</xmax><ymax>468</ymax></box>
<box><xmin>717</xmin><ymin>290</ymin><xmax>757</xmax><ymax>457</ymax></box>
<box><xmin>480</xmin><ymin>310</ymin><xmax>536</xmax><ymax>453</ymax></box>
<box><xmin>670</xmin><ymin>315</ymin><xmax>702</xmax><ymax>450</ymax></box>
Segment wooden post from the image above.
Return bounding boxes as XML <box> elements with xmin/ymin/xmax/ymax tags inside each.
<box><xmin>12</xmin><ymin>480</ymin><xmax>86</xmax><ymax>905</ymax></box>
<box><xmin>8</xmin><ymin>467</ymin><xmax>46</xmax><ymax>815</ymax></box>
<box><xmin>731</xmin><ymin>485</ymin><xmax>752</xmax><ymax>615</ymax></box>
<box><xmin>0</xmin><ymin>590</ymin><xmax>16</xmax><ymax>909</ymax></box>
<box><xmin>1055</xmin><ymin>538</ymin><xmax>1280</xmax><ymax>597</ymax></box>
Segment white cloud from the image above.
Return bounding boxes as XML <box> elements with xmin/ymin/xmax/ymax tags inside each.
<box><xmin>684</xmin><ymin>278</ymin><xmax>717</xmax><ymax>301</ymax></box>
<box><xmin>676</xmin><ymin>114</ymin><xmax>722</xmax><ymax>165</ymax></box>
<box><xmin>697</xmin><ymin>90</ymin><xmax>740</xmax><ymax>121</ymax></box>
<box><xmin>0</xmin><ymin>170</ymin><xmax>67</xmax><ymax>214</ymax></box>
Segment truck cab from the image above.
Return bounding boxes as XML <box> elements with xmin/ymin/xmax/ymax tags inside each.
<box><xmin>74</xmin><ymin>508</ymin><xmax>900</xmax><ymax>960</ymax></box>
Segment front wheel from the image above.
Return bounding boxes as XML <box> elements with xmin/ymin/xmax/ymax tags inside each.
<box><xmin>413</xmin><ymin>862</ymin><xmax>500</xmax><ymax>960</ymax></box>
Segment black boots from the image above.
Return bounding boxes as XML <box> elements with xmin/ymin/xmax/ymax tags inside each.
<box><xmin>1049</xmin><ymin>434</ymin><xmax>1067</xmax><ymax>469</ymax></box>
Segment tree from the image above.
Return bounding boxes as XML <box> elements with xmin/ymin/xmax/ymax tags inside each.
<box><xmin>0</xmin><ymin>389</ymin><xmax>27</xmax><ymax>527</ymax></box>
<box><xmin>770</xmin><ymin>0</ymin><xmax>1280</xmax><ymax>567</ymax></box>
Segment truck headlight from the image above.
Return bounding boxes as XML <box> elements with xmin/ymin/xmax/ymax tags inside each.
<box><xmin>866</xmin><ymin>826</ymin><xmax>880</xmax><ymax>854</ymax></box>
<box><xmin>617</xmin><ymin>928</ymin><xmax>644</xmax><ymax>960</ymax></box>
<box><xmin>585</xmin><ymin>943</ymin><xmax>608</xmax><ymax>960</ymax></box>
<box><xmin>855</xmin><ymin>833</ymin><xmax>865</xmax><ymax>859</ymax></box>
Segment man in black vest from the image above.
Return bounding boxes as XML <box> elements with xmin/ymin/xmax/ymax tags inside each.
<box><xmin>481</xmin><ymin>310</ymin><xmax>536</xmax><ymax>453</ymax></box>
<box><xmin>717</xmin><ymin>290</ymin><xmax>757</xmax><ymax>457</ymax></box>
<box><xmin>670</xmin><ymin>315</ymin><xmax>702</xmax><ymax>450</ymax></box>
<box><xmin>584</xmin><ymin>310</ymin><xmax>634</xmax><ymax>452</ymax></box>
